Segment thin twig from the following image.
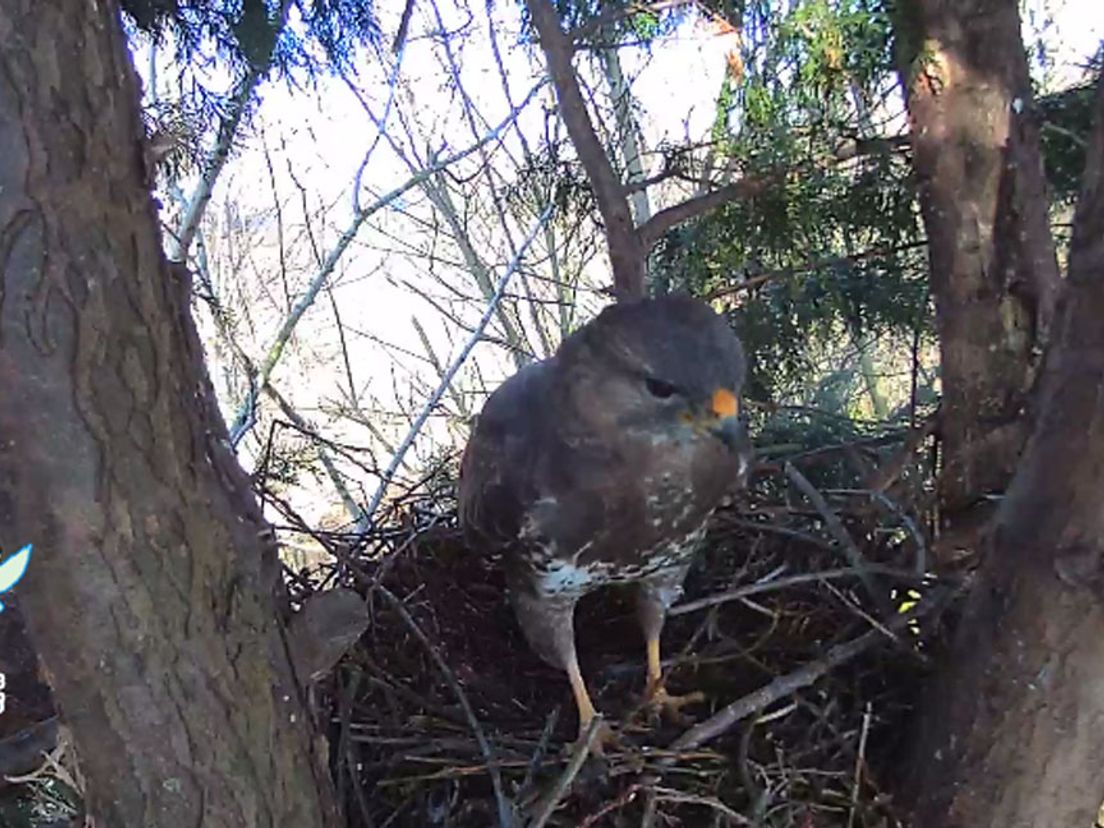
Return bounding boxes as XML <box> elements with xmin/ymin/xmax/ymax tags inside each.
<box><xmin>377</xmin><ymin>586</ymin><xmax>515</xmax><ymax>828</ymax></box>
<box><xmin>652</xmin><ymin>786</ymin><xmax>753</xmax><ymax>824</ymax></box>
<box><xmin>227</xmin><ymin>81</ymin><xmax>548</xmax><ymax>444</ymax></box>
<box><xmin>783</xmin><ymin>463</ymin><xmax>895</xmax><ymax>619</ymax></box>
<box><xmin>361</xmin><ymin>203</ymin><xmax>554</xmax><ymax>525</ymax></box>
<box><xmin>669</xmin><ymin>565</ymin><xmax>928</xmax><ymax>617</ymax></box>
<box><xmin>669</xmin><ymin>591</ymin><xmax>949</xmax><ymax>752</ymax></box>
<box><xmin>528</xmin><ymin>715</ymin><xmax>605</xmax><ymax>828</ymax></box>
<box><xmin>847</xmin><ymin>701</ymin><xmax>873</xmax><ymax>828</ymax></box>
<box><xmin>829</xmin><ymin>487</ymin><xmax>930</xmax><ymax>576</ymax></box>
<box><xmin>578</xmin><ymin>782</ymin><xmax>645</xmax><ymax>827</ymax></box>
<box><xmin>168</xmin><ymin>0</ymin><xmax>295</xmax><ymax>260</ymax></box>
<box><xmin>519</xmin><ymin>708</ymin><xmax>561</xmax><ymax>803</ymax></box>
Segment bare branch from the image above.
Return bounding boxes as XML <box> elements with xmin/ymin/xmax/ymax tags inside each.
<box><xmin>168</xmin><ymin>0</ymin><xmax>295</xmax><ymax>260</ymax></box>
<box><xmin>525</xmin><ymin>0</ymin><xmax>646</xmax><ymax>299</ymax></box>
<box><xmin>637</xmin><ymin>174</ymin><xmax>774</xmax><ymax>249</ymax></box>
<box><xmin>362</xmin><ymin>203</ymin><xmax>554</xmax><ymax>523</ymax></box>
<box><xmin>600</xmin><ymin>46</ymin><xmax>652</xmax><ymax>224</ymax></box>
<box><xmin>528</xmin><ymin>715</ymin><xmax>605</xmax><ymax>827</ymax></box>
<box><xmin>669</xmin><ymin>590</ymin><xmax>950</xmax><ymax>752</ymax></box>
<box><xmin>377</xmin><ymin>586</ymin><xmax>514</xmax><ymax>828</ymax></box>
<box><xmin>227</xmin><ymin>84</ymin><xmax>546</xmax><ymax>444</ymax></box>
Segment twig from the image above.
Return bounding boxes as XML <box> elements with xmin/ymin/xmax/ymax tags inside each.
<box><xmin>377</xmin><ymin>586</ymin><xmax>515</xmax><ymax>828</ymax></box>
<box><xmin>822</xmin><ymin>580</ymin><xmax>907</xmax><ymax>656</ymax></box>
<box><xmin>578</xmin><ymin>782</ymin><xmax>645</xmax><ymax>827</ymax></box>
<box><xmin>361</xmin><ymin>203</ymin><xmax>554</xmax><ymax>525</ymax></box>
<box><xmin>652</xmin><ymin>786</ymin><xmax>753</xmax><ymax>824</ymax></box>
<box><xmin>527</xmin><ymin>715</ymin><xmax>605</xmax><ymax>828</ymax></box>
<box><xmin>519</xmin><ymin>708</ymin><xmax>561</xmax><ymax>802</ymax></box>
<box><xmin>669</xmin><ymin>591</ymin><xmax>948</xmax><ymax>752</ymax></box>
<box><xmin>783</xmin><ymin>463</ymin><xmax>894</xmax><ymax>619</ymax></box>
<box><xmin>168</xmin><ymin>0</ymin><xmax>296</xmax><ymax>260</ymax></box>
<box><xmin>829</xmin><ymin>487</ymin><xmax>930</xmax><ymax>576</ymax></box>
<box><xmin>226</xmin><ymin>81</ymin><xmax>548</xmax><ymax>444</ymax></box>
<box><xmin>168</xmin><ymin>67</ymin><xmax>262</xmax><ymax>261</ymax></box>
<box><xmin>847</xmin><ymin>701</ymin><xmax>873</xmax><ymax>828</ymax></box>
<box><xmin>636</xmin><ymin>172</ymin><xmax>775</xmax><ymax>249</ymax></box>
<box><xmin>669</xmin><ymin>565</ymin><xmax>928</xmax><ymax>617</ymax></box>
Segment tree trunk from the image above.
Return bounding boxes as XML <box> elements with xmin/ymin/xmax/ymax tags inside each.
<box><xmin>0</xmin><ymin>2</ymin><xmax>339</xmax><ymax>825</ymax></box>
<box><xmin>896</xmin><ymin>0</ymin><xmax>1062</xmax><ymax>522</ymax></box>
<box><xmin>904</xmin><ymin>75</ymin><xmax>1104</xmax><ymax>828</ymax></box>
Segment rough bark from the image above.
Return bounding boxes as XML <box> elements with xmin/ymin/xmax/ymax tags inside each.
<box><xmin>905</xmin><ymin>74</ymin><xmax>1104</xmax><ymax>827</ymax></box>
<box><xmin>897</xmin><ymin>0</ymin><xmax>1062</xmax><ymax>520</ymax></box>
<box><xmin>0</xmin><ymin>2</ymin><xmax>339</xmax><ymax>825</ymax></box>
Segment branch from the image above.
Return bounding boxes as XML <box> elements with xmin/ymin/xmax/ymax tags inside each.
<box><xmin>528</xmin><ymin>715</ymin><xmax>605</xmax><ymax>827</ymax></box>
<box><xmin>600</xmin><ymin>46</ymin><xmax>652</xmax><ymax>224</ymax></box>
<box><xmin>377</xmin><ymin>586</ymin><xmax>514</xmax><ymax>828</ymax></box>
<box><xmin>361</xmin><ymin>203</ymin><xmax>555</xmax><ymax>524</ymax></box>
<box><xmin>784</xmin><ymin>462</ymin><xmax>895</xmax><ymax>619</ymax></box>
<box><xmin>168</xmin><ymin>70</ymin><xmax>260</xmax><ymax>262</ymax></box>
<box><xmin>636</xmin><ymin>136</ymin><xmax>909</xmax><ymax>250</ymax></box>
<box><xmin>165</xmin><ymin>0</ymin><xmax>300</xmax><ymax>263</ymax></box>
<box><xmin>637</xmin><ymin>173</ymin><xmax>774</xmax><ymax>249</ymax></box>
<box><xmin>567</xmin><ymin>0</ymin><xmax>693</xmax><ymax>45</ymax></box>
<box><xmin>263</xmin><ymin>384</ymin><xmax>368</xmax><ymax>531</ymax></box>
<box><xmin>669</xmin><ymin>564</ymin><xmax>929</xmax><ymax>617</ymax></box>
<box><xmin>669</xmin><ymin>590</ymin><xmax>951</xmax><ymax>752</ymax></box>
<box><xmin>525</xmin><ymin>0</ymin><xmax>646</xmax><ymax>299</ymax></box>
<box><xmin>226</xmin><ymin>84</ymin><xmax>546</xmax><ymax>445</ymax></box>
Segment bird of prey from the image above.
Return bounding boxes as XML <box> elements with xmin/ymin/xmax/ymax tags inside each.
<box><xmin>459</xmin><ymin>295</ymin><xmax>752</xmax><ymax>741</ymax></box>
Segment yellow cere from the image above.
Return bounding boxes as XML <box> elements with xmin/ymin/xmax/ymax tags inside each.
<box><xmin>711</xmin><ymin>388</ymin><xmax>739</xmax><ymax>419</ymax></box>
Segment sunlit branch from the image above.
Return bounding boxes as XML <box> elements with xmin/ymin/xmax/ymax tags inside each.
<box><xmin>361</xmin><ymin>203</ymin><xmax>555</xmax><ymax>525</ymax></box>
<box><xmin>227</xmin><ymin>81</ymin><xmax>547</xmax><ymax>445</ymax></box>
<box><xmin>526</xmin><ymin>0</ymin><xmax>646</xmax><ymax>299</ymax></box>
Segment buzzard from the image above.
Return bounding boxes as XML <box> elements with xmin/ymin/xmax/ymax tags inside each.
<box><xmin>459</xmin><ymin>295</ymin><xmax>751</xmax><ymax>741</ymax></box>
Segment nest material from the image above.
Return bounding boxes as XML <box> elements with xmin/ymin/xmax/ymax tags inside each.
<box><xmin>299</xmin><ymin>424</ymin><xmax>958</xmax><ymax>828</ymax></box>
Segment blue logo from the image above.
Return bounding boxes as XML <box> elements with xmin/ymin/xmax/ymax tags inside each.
<box><xmin>0</xmin><ymin>544</ymin><xmax>32</xmax><ymax>612</ymax></box>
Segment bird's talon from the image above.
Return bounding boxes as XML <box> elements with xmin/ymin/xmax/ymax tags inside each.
<box><xmin>644</xmin><ymin>683</ymin><xmax>705</xmax><ymax>725</ymax></box>
<box><xmin>574</xmin><ymin>718</ymin><xmax>621</xmax><ymax>757</ymax></box>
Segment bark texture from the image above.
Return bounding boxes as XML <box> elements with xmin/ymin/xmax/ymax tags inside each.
<box><xmin>905</xmin><ymin>75</ymin><xmax>1104</xmax><ymax>827</ymax></box>
<box><xmin>898</xmin><ymin>0</ymin><xmax>1062</xmax><ymax>520</ymax></box>
<box><xmin>0</xmin><ymin>2</ymin><xmax>339</xmax><ymax>825</ymax></box>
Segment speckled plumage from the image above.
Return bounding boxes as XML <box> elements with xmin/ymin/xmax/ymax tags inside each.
<box><xmin>458</xmin><ymin>295</ymin><xmax>752</xmax><ymax>727</ymax></box>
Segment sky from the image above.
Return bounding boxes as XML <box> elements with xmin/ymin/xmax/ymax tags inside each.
<box><xmin>140</xmin><ymin>0</ymin><xmax>1104</xmax><ymax>530</ymax></box>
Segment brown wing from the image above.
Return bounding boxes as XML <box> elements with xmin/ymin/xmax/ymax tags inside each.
<box><xmin>458</xmin><ymin>360</ymin><xmax>552</xmax><ymax>551</ymax></box>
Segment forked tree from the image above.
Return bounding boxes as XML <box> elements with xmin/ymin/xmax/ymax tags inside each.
<box><xmin>1</xmin><ymin>0</ymin><xmax>1102</xmax><ymax>825</ymax></box>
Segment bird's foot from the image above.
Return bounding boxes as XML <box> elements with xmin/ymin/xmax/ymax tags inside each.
<box><xmin>642</xmin><ymin>680</ymin><xmax>704</xmax><ymax>726</ymax></box>
<box><xmin>570</xmin><ymin>714</ymin><xmax>624</xmax><ymax>758</ymax></box>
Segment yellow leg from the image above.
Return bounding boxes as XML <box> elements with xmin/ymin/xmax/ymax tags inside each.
<box><xmin>646</xmin><ymin>634</ymin><xmax>664</xmax><ymax>694</ymax></box>
<box><xmin>643</xmin><ymin>634</ymin><xmax>703</xmax><ymax>720</ymax></box>
<box><xmin>566</xmin><ymin>656</ymin><xmax>617</xmax><ymax>752</ymax></box>
<box><xmin>566</xmin><ymin>655</ymin><xmax>598</xmax><ymax>732</ymax></box>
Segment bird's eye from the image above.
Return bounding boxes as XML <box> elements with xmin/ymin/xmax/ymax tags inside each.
<box><xmin>644</xmin><ymin>377</ymin><xmax>678</xmax><ymax>399</ymax></box>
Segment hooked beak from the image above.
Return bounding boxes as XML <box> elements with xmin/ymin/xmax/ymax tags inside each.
<box><xmin>706</xmin><ymin>388</ymin><xmax>750</xmax><ymax>453</ymax></box>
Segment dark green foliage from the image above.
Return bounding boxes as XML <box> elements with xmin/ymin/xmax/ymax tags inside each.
<box><xmin>119</xmin><ymin>0</ymin><xmax>379</xmax><ymax>79</ymax></box>
<box><xmin>1038</xmin><ymin>81</ymin><xmax>1098</xmax><ymax>204</ymax></box>
<box><xmin>653</xmin><ymin>0</ymin><xmax>931</xmax><ymax>408</ymax></box>
<box><xmin>517</xmin><ymin>0</ymin><xmax>686</xmax><ymax>47</ymax></box>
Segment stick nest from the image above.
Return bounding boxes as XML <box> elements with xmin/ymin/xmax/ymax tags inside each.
<box><xmin>286</xmin><ymin>418</ymin><xmax>962</xmax><ymax>828</ymax></box>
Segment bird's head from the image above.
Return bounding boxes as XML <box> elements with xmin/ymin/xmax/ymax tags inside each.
<box><xmin>555</xmin><ymin>295</ymin><xmax>752</xmax><ymax>473</ymax></box>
